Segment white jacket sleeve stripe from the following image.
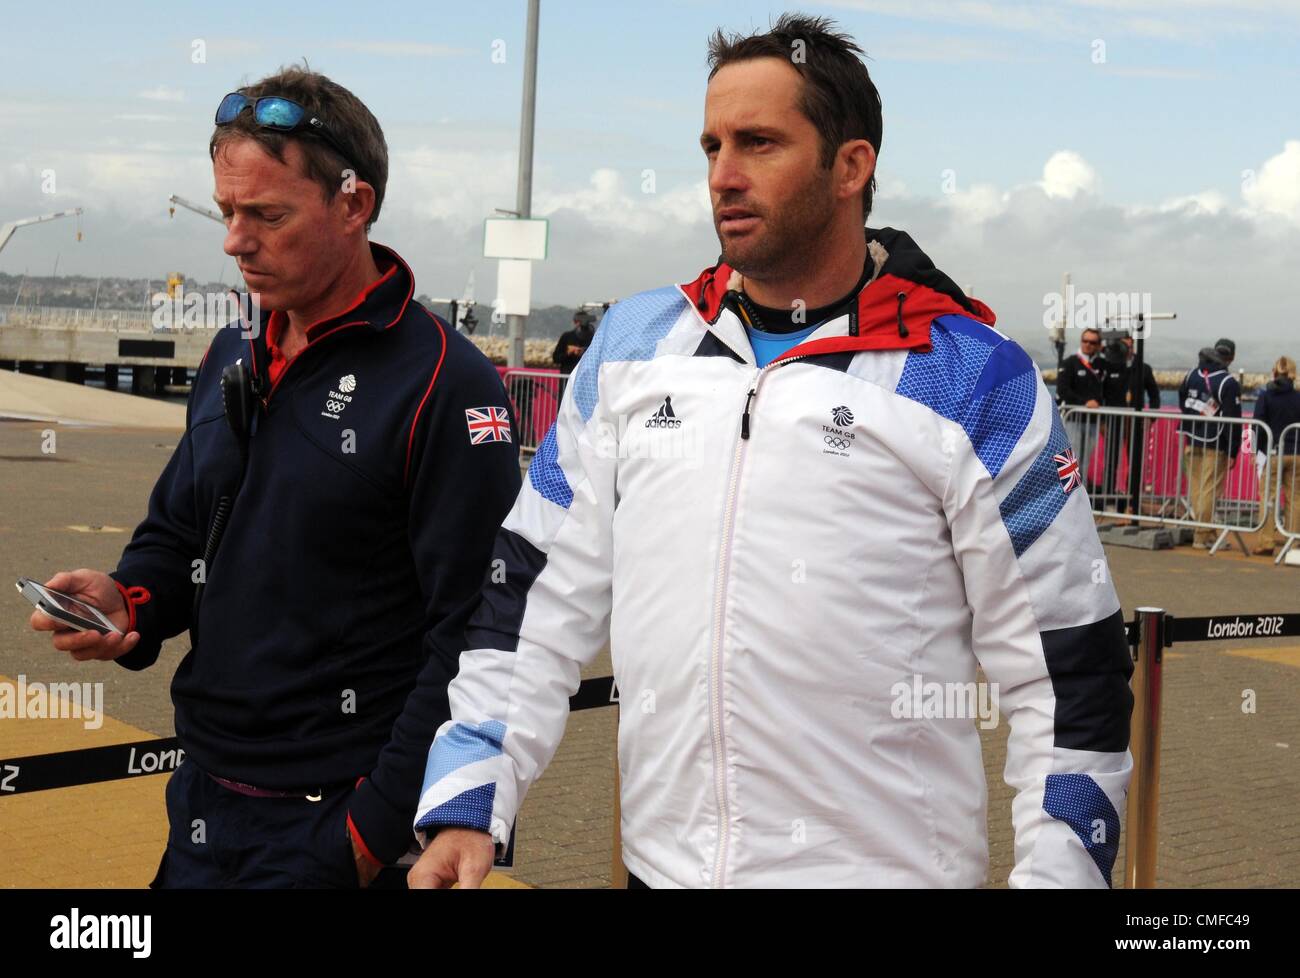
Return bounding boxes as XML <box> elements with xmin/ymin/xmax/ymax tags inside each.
<box><xmin>413</xmin><ymin>291</ymin><xmax>683</xmax><ymax>847</ymax></box>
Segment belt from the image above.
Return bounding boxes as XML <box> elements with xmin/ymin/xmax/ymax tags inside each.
<box><xmin>208</xmin><ymin>773</ymin><xmax>349</xmax><ymax>802</ymax></box>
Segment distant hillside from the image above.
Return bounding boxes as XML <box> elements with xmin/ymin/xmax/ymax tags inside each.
<box><xmin>0</xmin><ymin>270</ymin><xmax>231</xmax><ymax>311</ymax></box>
<box><xmin>416</xmin><ymin>296</ymin><xmax>604</xmax><ymax>342</ymax></box>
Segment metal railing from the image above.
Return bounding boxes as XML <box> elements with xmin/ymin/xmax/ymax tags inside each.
<box><xmin>502</xmin><ymin>368</ymin><xmax>569</xmax><ymax>454</ymax></box>
<box><xmin>3</xmin><ymin>306</ymin><xmax>159</xmax><ymax>330</ymax></box>
<box><xmin>1266</xmin><ymin>422</ymin><xmax>1300</xmax><ymax>564</ymax></box>
<box><xmin>1060</xmin><ymin>405</ymin><xmax>1273</xmax><ymax>555</ymax></box>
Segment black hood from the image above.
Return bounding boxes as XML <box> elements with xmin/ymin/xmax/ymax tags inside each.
<box><xmin>1197</xmin><ymin>347</ymin><xmax>1228</xmax><ymax>370</ymax></box>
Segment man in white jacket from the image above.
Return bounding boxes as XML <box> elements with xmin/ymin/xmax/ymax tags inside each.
<box><xmin>410</xmin><ymin>13</ymin><xmax>1133</xmax><ymax>889</ymax></box>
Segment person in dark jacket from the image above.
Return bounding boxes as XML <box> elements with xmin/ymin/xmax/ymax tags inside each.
<box><xmin>552</xmin><ymin>309</ymin><xmax>595</xmax><ymax>375</ymax></box>
<box><xmin>1058</xmin><ymin>328</ymin><xmax>1107</xmax><ymax>493</ymax></box>
<box><xmin>1120</xmin><ymin>335</ymin><xmax>1161</xmax><ymax>410</ymax></box>
<box><xmin>1099</xmin><ymin>334</ymin><xmax>1162</xmax><ymax>513</ymax></box>
<box><xmin>1177</xmin><ymin>338</ymin><xmax>1241</xmax><ymax>547</ymax></box>
<box><xmin>28</xmin><ymin>67</ymin><xmax>521</xmax><ymax>888</ymax></box>
<box><xmin>1250</xmin><ymin>355</ymin><xmax>1300</xmax><ymax>554</ymax></box>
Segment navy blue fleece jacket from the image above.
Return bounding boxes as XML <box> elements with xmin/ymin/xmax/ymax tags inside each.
<box><xmin>108</xmin><ymin>244</ymin><xmax>520</xmax><ymax>863</ymax></box>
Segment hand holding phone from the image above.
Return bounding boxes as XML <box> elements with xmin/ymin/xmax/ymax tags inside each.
<box><xmin>21</xmin><ymin>570</ymin><xmax>140</xmax><ymax>662</ymax></box>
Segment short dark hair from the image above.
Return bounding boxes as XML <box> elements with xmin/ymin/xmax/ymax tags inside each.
<box><xmin>209</xmin><ymin>64</ymin><xmax>389</xmax><ymax>230</ymax></box>
<box><xmin>707</xmin><ymin>13</ymin><xmax>882</xmax><ymax>219</ymax></box>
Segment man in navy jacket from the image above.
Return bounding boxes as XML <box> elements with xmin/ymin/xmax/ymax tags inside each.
<box><xmin>29</xmin><ymin>67</ymin><xmax>520</xmax><ymax>887</ymax></box>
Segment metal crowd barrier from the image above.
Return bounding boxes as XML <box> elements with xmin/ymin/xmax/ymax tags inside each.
<box><xmin>1060</xmin><ymin>405</ymin><xmax>1274</xmax><ymax>555</ymax></box>
<box><xmin>502</xmin><ymin>367</ymin><xmax>569</xmax><ymax>454</ymax></box>
<box><xmin>3</xmin><ymin>306</ymin><xmax>159</xmax><ymax>330</ymax></box>
<box><xmin>1267</xmin><ymin>422</ymin><xmax>1300</xmax><ymax>565</ymax></box>
<box><xmin>1125</xmin><ymin>608</ymin><xmax>1300</xmax><ymax>888</ymax></box>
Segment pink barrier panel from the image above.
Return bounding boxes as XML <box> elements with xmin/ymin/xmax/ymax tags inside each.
<box><xmin>1085</xmin><ymin>408</ymin><xmax>1260</xmax><ymax>502</ymax></box>
<box><xmin>501</xmin><ymin>368</ymin><xmax>564</xmax><ymax>447</ymax></box>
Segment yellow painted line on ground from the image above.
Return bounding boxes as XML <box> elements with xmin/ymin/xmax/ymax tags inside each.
<box><xmin>0</xmin><ymin>671</ymin><xmax>169</xmax><ymax>888</ymax></box>
<box><xmin>1224</xmin><ymin>645</ymin><xmax>1300</xmax><ymax>669</ymax></box>
<box><xmin>0</xmin><ymin>673</ymin><xmax>531</xmax><ymax>889</ymax></box>
<box><xmin>483</xmin><ymin>873</ymin><xmax>531</xmax><ymax>889</ymax></box>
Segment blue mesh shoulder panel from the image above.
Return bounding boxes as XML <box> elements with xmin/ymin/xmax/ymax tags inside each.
<box><xmin>571</xmin><ymin>287</ymin><xmax>687</xmax><ymax>423</ymax></box>
<box><xmin>894</xmin><ymin>315</ymin><xmax>1037</xmax><ymax>478</ymax></box>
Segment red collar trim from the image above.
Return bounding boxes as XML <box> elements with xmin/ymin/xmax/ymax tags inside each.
<box><xmin>263</xmin><ymin>246</ymin><xmax>412</xmax><ymax>360</ymax></box>
<box><xmin>679</xmin><ymin>261</ymin><xmax>734</xmax><ymax>324</ymax></box>
<box><xmin>679</xmin><ymin>263</ymin><xmax>998</xmax><ymax>360</ymax></box>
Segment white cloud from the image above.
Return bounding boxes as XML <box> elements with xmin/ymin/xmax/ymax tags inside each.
<box><xmin>1039</xmin><ymin>150</ymin><xmax>1100</xmax><ymax>199</ymax></box>
<box><xmin>1242</xmin><ymin>139</ymin><xmax>1300</xmax><ymax>223</ymax></box>
<box><xmin>827</xmin><ymin>0</ymin><xmax>1300</xmax><ymax>44</ymax></box>
<box><xmin>137</xmin><ymin>86</ymin><xmax>185</xmax><ymax>103</ymax></box>
<box><xmin>113</xmin><ymin>113</ymin><xmax>178</xmax><ymax>124</ymax></box>
<box><xmin>1101</xmin><ymin>66</ymin><xmax>1215</xmax><ymax>79</ymax></box>
<box><xmin>328</xmin><ymin>41</ymin><xmax>471</xmax><ymax>57</ymax></box>
<box><xmin>387</xmin><ymin>146</ymin><xmax>517</xmax><ymax>228</ymax></box>
<box><xmin>1149</xmin><ymin>190</ymin><xmax>1229</xmax><ymax>216</ymax></box>
<box><xmin>535</xmin><ymin>168</ymin><xmax>710</xmax><ymax>235</ymax></box>
<box><xmin>938</xmin><ymin>182</ymin><xmax>1007</xmax><ymax>223</ymax></box>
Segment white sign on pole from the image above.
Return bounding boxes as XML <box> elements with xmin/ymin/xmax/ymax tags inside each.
<box><xmin>484</xmin><ymin>218</ymin><xmax>548</xmax><ymax>261</ymax></box>
<box><xmin>496</xmin><ymin>259</ymin><xmax>533</xmax><ymax>316</ymax></box>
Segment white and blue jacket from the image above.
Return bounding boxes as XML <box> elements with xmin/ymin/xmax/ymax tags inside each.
<box><xmin>415</xmin><ymin>228</ymin><xmax>1134</xmax><ymax>888</ymax></box>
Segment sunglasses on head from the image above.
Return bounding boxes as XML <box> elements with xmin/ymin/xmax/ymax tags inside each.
<box><xmin>215</xmin><ymin>93</ymin><xmax>358</xmax><ymax>175</ymax></box>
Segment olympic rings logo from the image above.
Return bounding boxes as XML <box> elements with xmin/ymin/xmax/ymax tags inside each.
<box><xmin>326</xmin><ymin>399</ymin><xmax>345</xmax><ymax>413</ymax></box>
<box><xmin>824</xmin><ymin>435</ymin><xmax>851</xmax><ymax>450</ymax></box>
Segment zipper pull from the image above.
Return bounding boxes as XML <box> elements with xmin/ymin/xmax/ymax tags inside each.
<box><xmin>741</xmin><ymin>387</ymin><xmax>756</xmax><ymax>439</ymax></box>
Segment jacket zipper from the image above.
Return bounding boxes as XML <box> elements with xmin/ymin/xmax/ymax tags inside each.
<box><xmin>710</xmin><ymin>353</ymin><xmax>808</xmax><ymax>886</ymax></box>
<box><xmin>740</xmin><ymin>354</ymin><xmax>809</xmax><ymax>440</ymax></box>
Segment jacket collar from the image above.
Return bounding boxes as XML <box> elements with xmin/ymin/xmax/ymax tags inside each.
<box><xmin>678</xmin><ymin>227</ymin><xmax>997</xmax><ymax>366</ymax></box>
<box><xmin>250</xmin><ymin>241</ymin><xmax>416</xmax><ymax>343</ymax></box>
<box><xmin>243</xmin><ymin>242</ymin><xmax>416</xmax><ymax>393</ymax></box>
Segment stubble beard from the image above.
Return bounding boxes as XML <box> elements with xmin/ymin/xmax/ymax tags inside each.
<box><xmin>715</xmin><ymin>167</ymin><xmax>837</xmax><ymax>284</ymax></box>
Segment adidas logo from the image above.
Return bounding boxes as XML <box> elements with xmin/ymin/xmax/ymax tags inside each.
<box><xmin>645</xmin><ymin>395</ymin><xmax>682</xmax><ymax>429</ymax></box>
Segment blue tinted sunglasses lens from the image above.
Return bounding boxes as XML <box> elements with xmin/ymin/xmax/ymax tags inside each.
<box><xmin>255</xmin><ymin>97</ymin><xmax>305</xmax><ymax>129</ymax></box>
<box><xmin>215</xmin><ymin>93</ymin><xmax>250</xmax><ymax>124</ymax></box>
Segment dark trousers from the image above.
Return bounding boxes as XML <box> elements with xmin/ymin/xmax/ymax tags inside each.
<box><xmin>151</xmin><ymin>759</ymin><xmax>407</xmax><ymax>889</ymax></box>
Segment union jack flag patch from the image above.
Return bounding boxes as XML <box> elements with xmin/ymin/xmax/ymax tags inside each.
<box><xmin>465</xmin><ymin>406</ymin><xmax>512</xmax><ymax>445</ymax></box>
<box><xmin>1054</xmin><ymin>448</ymin><xmax>1082</xmax><ymax>495</ymax></box>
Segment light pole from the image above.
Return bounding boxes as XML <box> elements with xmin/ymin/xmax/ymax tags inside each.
<box><xmin>506</xmin><ymin>0</ymin><xmax>541</xmax><ymax>369</ymax></box>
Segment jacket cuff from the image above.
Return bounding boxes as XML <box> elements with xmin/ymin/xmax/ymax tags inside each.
<box><xmin>348</xmin><ymin>776</ymin><xmax>416</xmax><ymax>865</ymax></box>
<box><xmin>107</xmin><ymin>573</ymin><xmax>163</xmax><ymax>671</ymax></box>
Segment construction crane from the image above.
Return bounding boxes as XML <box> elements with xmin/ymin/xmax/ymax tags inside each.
<box><xmin>168</xmin><ymin>194</ymin><xmax>224</xmax><ymax>226</ymax></box>
<box><xmin>0</xmin><ymin>208</ymin><xmax>84</xmax><ymax>256</ymax></box>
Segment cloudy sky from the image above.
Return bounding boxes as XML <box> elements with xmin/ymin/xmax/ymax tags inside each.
<box><xmin>2</xmin><ymin>0</ymin><xmax>1298</xmax><ymax>369</ymax></box>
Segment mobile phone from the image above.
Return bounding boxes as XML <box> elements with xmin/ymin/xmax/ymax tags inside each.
<box><xmin>15</xmin><ymin>577</ymin><xmax>123</xmax><ymax>636</ymax></box>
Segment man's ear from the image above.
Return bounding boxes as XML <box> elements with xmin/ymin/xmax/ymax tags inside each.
<box><xmin>338</xmin><ymin>178</ymin><xmax>377</xmax><ymax>232</ymax></box>
<box><xmin>836</xmin><ymin>139</ymin><xmax>876</xmax><ymax>204</ymax></box>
